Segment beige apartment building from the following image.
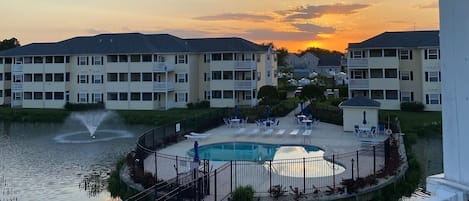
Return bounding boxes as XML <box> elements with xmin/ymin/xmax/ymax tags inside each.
<box><xmin>0</xmin><ymin>33</ymin><xmax>277</xmax><ymax>110</ymax></box>
<box><xmin>347</xmin><ymin>30</ymin><xmax>441</xmax><ymax>111</ymax></box>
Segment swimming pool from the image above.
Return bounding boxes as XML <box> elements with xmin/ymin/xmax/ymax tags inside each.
<box><xmin>187</xmin><ymin>142</ymin><xmax>346</xmax><ymax>178</ymax></box>
<box><xmin>188</xmin><ymin>142</ymin><xmax>322</xmax><ymax>161</ymax></box>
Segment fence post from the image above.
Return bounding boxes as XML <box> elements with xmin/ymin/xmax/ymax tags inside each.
<box><xmin>351</xmin><ymin>158</ymin><xmax>354</xmax><ymax>181</ymax></box>
<box><xmin>303</xmin><ymin>158</ymin><xmax>306</xmax><ymax>193</ymax></box>
<box><xmin>332</xmin><ymin>154</ymin><xmax>336</xmax><ymax>189</ymax></box>
<box><xmin>373</xmin><ymin>145</ymin><xmax>376</xmax><ymax>177</ymax></box>
<box><xmin>176</xmin><ymin>155</ymin><xmax>179</xmax><ymax>185</ymax></box>
<box><xmin>230</xmin><ymin>160</ymin><xmax>233</xmax><ymax>194</ymax></box>
<box><xmin>234</xmin><ymin>160</ymin><xmax>237</xmax><ymax>188</ymax></box>
<box><xmin>214</xmin><ymin>169</ymin><xmax>217</xmax><ymax>201</ymax></box>
<box><xmin>269</xmin><ymin>160</ymin><xmax>272</xmax><ymax>191</ymax></box>
<box><xmin>356</xmin><ymin>150</ymin><xmax>359</xmax><ymax>179</ymax></box>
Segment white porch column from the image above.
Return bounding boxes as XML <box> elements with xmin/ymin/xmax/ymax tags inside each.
<box><xmin>426</xmin><ymin>1</ymin><xmax>469</xmax><ymax>200</ymax></box>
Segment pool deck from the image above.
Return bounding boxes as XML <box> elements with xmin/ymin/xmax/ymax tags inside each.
<box><xmin>157</xmin><ymin>110</ymin><xmax>387</xmax><ymax>159</ymax></box>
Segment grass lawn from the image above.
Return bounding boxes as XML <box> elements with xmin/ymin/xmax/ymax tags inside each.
<box><xmin>0</xmin><ymin>107</ymin><xmax>71</xmax><ymax>123</ymax></box>
<box><xmin>379</xmin><ymin>110</ymin><xmax>442</xmax><ymax>134</ymax></box>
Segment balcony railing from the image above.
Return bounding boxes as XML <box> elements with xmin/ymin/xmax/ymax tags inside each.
<box><xmin>11</xmin><ymin>83</ymin><xmax>23</xmax><ymax>91</ymax></box>
<box><xmin>347</xmin><ymin>58</ymin><xmax>368</xmax><ymax>68</ymax></box>
<box><xmin>153</xmin><ymin>82</ymin><xmax>175</xmax><ymax>92</ymax></box>
<box><xmin>153</xmin><ymin>62</ymin><xmax>175</xmax><ymax>72</ymax></box>
<box><xmin>234</xmin><ymin>61</ymin><xmax>256</xmax><ymax>70</ymax></box>
<box><xmin>234</xmin><ymin>80</ymin><xmax>256</xmax><ymax>90</ymax></box>
<box><xmin>12</xmin><ymin>64</ymin><xmax>23</xmax><ymax>72</ymax></box>
<box><xmin>349</xmin><ymin>79</ymin><xmax>369</xmax><ymax>89</ymax></box>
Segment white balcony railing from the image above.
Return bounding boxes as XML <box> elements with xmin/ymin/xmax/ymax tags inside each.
<box><xmin>11</xmin><ymin>83</ymin><xmax>23</xmax><ymax>91</ymax></box>
<box><xmin>12</xmin><ymin>64</ymin><xmax>23</xmax><ymax>72</ymax></box>
<box><xmin>347</xmin><ymin>58</ymin><xmax>368</xmax><ymax>68</ymax></box>
<box><xmin>234</xmin><ymin>80</ymin><xmax>256</xmax><ymax>90</ymax></box>
<box><xmin>153</xmin><ymin>62</ymin><xmax>175</xmax><ymax>72</ymax></box>
<box><xmin>234</xmin><ymin>61</ymin><xmax>256</xmax><ymax>70</ymax></box>
<box><xmin>153</xmin><ymin>82</ymin><xmax>175</xmax><ymax>92</ymax></box>
<box><xmin>349</xmin><ymin>79</ymin><xmax>369</xmax><ymax>89</ymax></box>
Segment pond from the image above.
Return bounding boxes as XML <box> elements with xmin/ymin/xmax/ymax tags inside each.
<box><xmin>0</xmin><ymin>117</ymin><xmax>149</xmax><ymax>201</ymax></box>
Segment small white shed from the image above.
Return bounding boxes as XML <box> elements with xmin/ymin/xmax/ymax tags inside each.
<box><xmin>339</xmin><ymin>96</ymin><xmax>381</xmax><ymax>132</ymax></box>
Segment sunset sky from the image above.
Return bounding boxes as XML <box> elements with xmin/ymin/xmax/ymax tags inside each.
<box><xmin>2</xmin><ymin>0</ymin><xmax>439</xmax><ymax>53</ymax></box>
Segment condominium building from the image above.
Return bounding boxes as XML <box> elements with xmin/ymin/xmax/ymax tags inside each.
<box><xmin>0</xmin><ymin>33</ymin><xmax>277</xmax><ymax>110</ymax></box>
<box><xmin>347</xmin><ymin>30</ymin><xmax>441</xmax><ymax>111</ymax></box>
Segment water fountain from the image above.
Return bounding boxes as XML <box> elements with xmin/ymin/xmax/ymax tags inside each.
<box><xmin>71</xmin><ymin>110</ymin><xmax>112</xmax><ymax>138</ymax></box>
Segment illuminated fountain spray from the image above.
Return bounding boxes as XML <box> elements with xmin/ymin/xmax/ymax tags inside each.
<box><xmin>72</xmin><ymin>110</ymin><xmax>112</xmax><ymax>138</ymax></box>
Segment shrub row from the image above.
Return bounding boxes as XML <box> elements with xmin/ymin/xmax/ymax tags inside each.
<box><xmin>64</xmin><ymin>102</ymin><xmax>105</xmax><ymax>111</ymax></box>
<box><xmin>400</xmin><ymin>102</ymin><xmax>425</xmax><ymax>112</ymax></box>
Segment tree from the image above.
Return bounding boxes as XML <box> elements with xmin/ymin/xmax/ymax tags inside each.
<box><xmin>0</xmin><ymin>38</ymin><xmax>20</xmax><ymax>51</ymax></box>
<box><xmin>299</xmin><ymin>84</ymin><xmax>324</xmax><ymax>104</ymax></box>
<box><xmin>276</xmin><ymin>47</ymin><xmax>288</xmax><ymax>67</ymax></box>
<box><xmin>258</xmin><ymin>85</ymin><xmax>279</xmax><ymax>105</ymax></box>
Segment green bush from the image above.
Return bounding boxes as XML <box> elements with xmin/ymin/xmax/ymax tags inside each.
<box><xmin>278</xmin><ymin>90</ymin><xmax>287</xmax><ymax>100</ymax></box>
<box><xmin>231</xmin><ymin>185</ymin><xmax>255</xmax><ymax>201</ymax></box>
<box><xmin>329</xmin><ymin>97</ymin><xmax>346</xmax><ymax>107</ymax></box>
<box><xmin>400</xmin><ymin>102</ymin><xmax>424</xmax><ymax>112</ymax></box>
<box><xmin>64</xmin><ymin>102</ymin><xmax>105</xmax><ymax>111</ymax></box>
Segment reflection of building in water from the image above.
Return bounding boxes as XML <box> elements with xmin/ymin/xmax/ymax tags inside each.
<box><xmin>78</xmin><ymin>167</ymin><xmax>110</xmax><ymax>198</ymax></box>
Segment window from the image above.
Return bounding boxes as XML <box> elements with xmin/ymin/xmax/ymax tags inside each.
<box><xmin>156</xmin><ymin>55</ymin><xmax>165</xmax><ymax>62</ymax></box>
<box><xmin>384</xmin><ymin>69</ymin><xmax>397</xmax><ymax>78</ymax></box>
<box><xmin>45</xmin><ymin>92</ymin><xmax>53</xmax><ymax>100</ymax></box>
<box><xmin>4</xmin><ymin>89</ymin><xmax>10</xmax><ymax>97</ymax></box>
<box><xmin>131</xmin><ymin>73</ymin><xmax>141</xmax><ymax>81</ymax></box>
<box><xmin>223</xmin><ymin>90</ymin><xmax>233</xmax><ymax>99</ymax></box>
<box><xmin>54</xmin><ymin>92</ymin><xmax>64</xmax><ymax>100</ymax></box>
<box><xmin>176</xmin><ymin>92</ymin><xmax>186</xmax><ymax>102</ymax></box>
<box><xmin>401</xmin><ymin>91</ymin><xmax>413</xmax><ymax>102</ymax></box>
<box><xmin>142</xmin><ymin>93</ymin><xmax>152</xmax><ymax>101</ymax></box>
<box><xmin>211</xmin><ymin>71</ymin><xmax>221</xmax><ymax>80</ymax></box>
<box><xmin>54</xmin><ymin>56</ymin><xmax>64</xmax><ymax>63</ymax></box>
<box><xmin>154</xmin><ymin>93</ymin><xmax>160</xmax><ymax>101</ymax></box>
<box><xmin>5</xmin><ymin>73</ymin><xmax>10</xmax><ymax>81</ymax></box>
<box><xmin>222</xmin><ymin>53</ymin><xmax>233</xmax><ymax>61</ymax></box>
<box><xmin>78</xmin><ymin>93</ymin><xmax>88</xmax><ymax>103</ymax></box>
<box><xmin>119</xmin><ymin>92</ymin><xmax>128</xmax><ymax>101</ymax></box>
<box><xmin>222</xmin><ymin>71</ymin><xmax>233</xmax><ymax>80</ymax></box>
<box><xmin>424</xmin><ymin>71</ymin><xmax>441</xmax><ymax>82</ymax></box>
<box><xmin>24</xmin><ymin>57</ymin><xmax>32</xmax><ymax>64</ymax></box>
<box><xmin>34</xmin><ymin>57</ymin><xmax>43</xmax><ymax>63</ymax></box>
<box><xmin>93</xmin><ymin>56</ymin><xmax>102</xmax><ymax>65</ymax></box>
<box><xmin>45</xmin><ymin>56</ymin><xmax>53</xmax><ymax>63</ymax></box>
<box><xmin>177</xmin><ymin>55</ymin><xmax>186</xmax><ymax>64</ymax></box>
<box><xmin>45</xmin><ymin>73</ymin><xmax>53</xmax><ymax>82</ymax></box>
<box><xmin>79</xmin><ymin>75</ymin><xmax>88</xmax><ymax>83</ymax></box>
<box><xmin>0</xmin><ymin>58</ymin><xmax>2</xmax><ymax>64</ymax></box>
<box><xmin>370</xmin><ymin>69</ymin><xmax>383</xmax><ymax>78</ymax></box>
<box><xmin>13</xmin><ymin>74</ymin><xmax>22</xmax><ymax>82</ymax></box>
<box><xmin>107</xmin><ymin>92</ymin><xmax>118</xmax><ymax>101</ymax></box>
<box><xmin>119</xmin><ymin>55</ymin><xmax>128</xmax><ymax>62</ymax></box>
<box><xmin>385</xmin><ymin>90</ymin><xmax>398</xmax><ymax>100</ymax></box>
<box><xmin>142</xmin><ymin>73</ymin><xmax>152</xmax><ymax>81</ymax></box>
<box><xmin>176</xmin><ymin>73</ymin><xmax>187</xmax><ymax>83</ymax></box>
<box><xmin>212</xmin><ymin>90</ymin><xmax>221</xmax><ymax>99</ymax></box>
<box><xmin>400</xmin><ymin>71</ymin><xmax>413</xmax><ymax>80</ymax></box>
<box><xmin>92</xmin><ymin>74</ymin><xmax>102</xmax><ymax>84</ymax></box>
<box><xmin>24</xmin><ymin>74</ymin><xmax>32</xmax><ymax>82</ymax></box>
<box><xmin>24</xmin><ymin>92</ymin><xmax>32</xmax><ymax>100</ymax></box>
<box><xmin>130</xmin><ymin>55</ymin><xmax>141</xmax><ymax>62</ymax></box>
<box><xmin>54</xmin><ymin>73</ymin><xmax>64</xmax><ymax>82</ymax></box>
<box><xmin>107</xmin><ymin>73</ymin><xmax>118</xmax><ymax>82</ymax></box>
<box><xmin>107</xmin><ymin>55</ymin><xmax>118</xmax><ymax>63</ymax></box>
<box><xmin>369</xmin><ymin>49</ymin><xmax>382</xmax><ymax>57</ymax></box>
<box><xmin>426</xmin><ymin>94</ymin><xmax>440</xmax><ymax>104</ymax></box>
<box><xmin>371</xmin><ymin>90</ymin><xmax>384</xmax><ymax>99</ymax></box>
<box><xmin>78</xmin><ymin>56</ymin><xmax>88</xmax><ymax>65</ymax></box>
<box><xmin>351</xmin><ymin>70</ymin><xmax>367</xmax><ymax>79</ymax></box>
<box><xmin>426</xmin><ymin>49</ymin><xmax>439</xmax><ymax>60</ymax></box>
<box><xmin>92</xmin><ymin>93</ymin><xmax>102</xmax><ymax>103</ymax></box>
<box><xmin>211</xmin><ymin>53</ymin><xmax>222</xmax><ymax>61</ymax></box>
<box><xmin>399</xmin><ymin>49</ymin><xmax>412</xmax><ymax>60</ymax></box>
<box><xmin>142</xmin><ymin>55</ymin><xmax>152</xmax><ymax>62</ymax></box>
<box><xmin>34</xmin><ymin>92</ymin><xmax>43</xmax><ymax>100</ymax></box>
<box><xmin>383</xmin><ymin>49</ymin><xmax>397</xmax><ymax>57</ymax></box>
<box><xmin>119</xmin><ymin>73</ymin><xmax>128</xmax><ymax>81</ymax></box>
<box><xmin>34</xmin><ymin>73</ymin><xmax>43</xmax><ymax>82</ymax></box>
<box><xmin>66</xmin><ymin>73</ymin><xmax>70</xmax><ymax>81</ymax></box>
<box><xmin>131</xmin><ymin>92</ymin><xmax>140</xmax><ymax>101</ymax></box>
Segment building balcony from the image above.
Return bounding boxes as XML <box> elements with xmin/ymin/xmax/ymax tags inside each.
<box><xmin>153</xmin><ymin>82</ymin><xmax>175</xmax><ymax>92</ymax></box>
<box><xmin>210</xmin><ymin>61</ymin><xmax>257</xmax><ymax>71</ymax></box>
<box><xmin>12</xmin><ymin>64</ymin><xmax>23</xmax><ymax>72</ymax></box>
<box><xmin>11</xmin><ymin>83</ymin><xmax>22</xmax><ymax>91</ymax></box>
<box><xmin>349</xmin><ymin>79</ymin><xmax>369</xmax><ymax>89</ymax></box>
<box><xmin>347</xmin><ymin>58</ymin><xmax>368</xmax><ymax>68</ymax></box>
<box><xmin>152</xmin><ymin>62</ymin><xmax>175</xmax><ymax>72</ymax></box>
<box><xmin>234</xmin><ymin>61</ymin><xmax>256</xmax><ymax>70</ymax></box>
<box><xmin>234</xmin><ymin>80</ymin><xmax>256</xmax><ymax>90</ymax></box>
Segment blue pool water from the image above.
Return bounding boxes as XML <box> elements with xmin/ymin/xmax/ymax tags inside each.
<box><xmin>187</xmin><ymin>142</ymin><xmax>322</xmax><ymax>162</ymax></box>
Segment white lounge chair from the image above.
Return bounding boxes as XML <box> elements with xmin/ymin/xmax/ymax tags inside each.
<box><xmin>190</xmin><ymin>132</ymin><xmax>211</xmax><ymax>137</ymax></box>
<box><xmin>185</xmin><ymin>134</ymin><xmax>208</xmax><ymax>139</ymax></box>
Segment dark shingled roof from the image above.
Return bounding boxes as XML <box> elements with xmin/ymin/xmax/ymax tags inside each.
<box><xmin>348</xmin><ymin>30</ymin><xmax>439</xmax><ymax>49</ymax></box>
<box><xmin>0</xmin><ymin>33</ymin><xmax>268</xmax><ymax>56</ymax></box>
<box><xmin>341</xmin><ymin>96</ymin><xmax>381</xmax><ymax>107</ymax></box>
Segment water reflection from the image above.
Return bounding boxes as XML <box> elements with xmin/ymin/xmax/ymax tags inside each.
<box><xmin>0</xmin><ymin>121</ymin><xmax>149</xmax><ymax>201</ymax></box>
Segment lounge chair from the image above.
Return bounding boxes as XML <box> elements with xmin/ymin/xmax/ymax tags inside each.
<box><xmin>223</xmin><ymin>118</ymin><xmax>231</xmax><ymax>128</ymax></box>
<box><xmin>185</xmin><ymin>134</ymin><xmax>208</xmax><ymax>139</ymax></box>
<box><xmin>354</xmin><ymin>125</ymin><xmax>361</xmax><ymax>137</ymax></box>
<box><xmin>190</xmin><ymin>132</ymin><xmax>211</xmax><ymax>137</ymax></box>
<box><xmin>369</xmin><ymin>126</ymin><xmax>377</xmax><ymax>137</ymax></box>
